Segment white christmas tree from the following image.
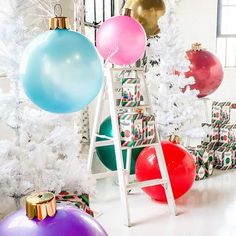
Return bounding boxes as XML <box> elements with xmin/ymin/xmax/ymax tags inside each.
<box><xmin>0</xmin><ymin>0</ymin><xmax>93</xmax><ymax>217</ymax></box>
<box><xmin>146</xmin><ymin>0</ymin><xmax>204</xmax><ymax>141</ymax></box>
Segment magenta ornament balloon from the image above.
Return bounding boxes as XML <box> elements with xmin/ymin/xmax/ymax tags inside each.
<box><xmin>0</xmin><ymin>205</ymin><xmax>108</xmax><ymax>236</ymax></box>
<box><xmin>96</xmin><ymin>15</ymin><xmax>147</xmax><ymax>65</ymax></box>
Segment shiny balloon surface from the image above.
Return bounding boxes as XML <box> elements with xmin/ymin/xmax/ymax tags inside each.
<box><xmin>136</xmin><ymin>141</ymin><xmax>196</xmax><ymax>202</ymax></box>
<box><xmin>185</xmin><ymin>49</ymin><xmax>224</xmax><ymax>98</ymax></box>
<box><xmin>21</xmin><ymin>29</ymin><xmax>103</xmax><ymax>113</ymax></box>
<box><xmin>96</xmin><ymin>117</ymin><xmax>143</xmax><ymax>174</ymax></box>
<box><xmin>96</xmin><ymin>16</ymin><xmax>147</xmax><ymax>65</ymax></box>
<box><xmin>0</xmin><ymin>205</ymin><xmax>108</xmax><ymax>236</ymax></box>
<box><xmin>125</xmin><ymin>0</ymin><xmax>166</xmax><ymax>36</ymax></box>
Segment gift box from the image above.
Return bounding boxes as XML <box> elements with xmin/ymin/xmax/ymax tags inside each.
<box><xmin>212</xmin><ymin>102</ymin><xmax>231</xmax><ymax>126</ymax></box>
<box><xmin>201</xmin><ymin>123</ymin><xmax>211</xmax><ymax>144</ymax></box>
<box><xmin>205</xmin><ymin>162</ymin><xmax>214</xmax><ymax>177</ymax></box>
<box><xmin>211</xmin><ymin>125</ymin><xmax>220</xmax><ymax>143</ymax></box>
<box><xmin>214</xmin><ymin>144</ymin><xmax>233</xmax><ymax>170</ymax></box>
<box><xmin>121</xmin><ymin>78</ymin><xmax>141</xmax><ymax>107</ymax></box>
<box><xmin>195</xmin><ymin>164</ymin><xmax>206</xmax><ymax>181</ymax></box>
<box><xmin>219</xmin><ymin>124</ymin><xmax>235</xmax><ymax>144</ymax></box>
<box><xmin>143</xmin><ymin>115</ymin><xmax>156</xmax><ymax>144</ymax></box>
<box><xmin>56</xmin><ymin>191</ymin><xmax>94</xmax><ymax>217</ymax></box>
<box><xmin>119</xmin><ymin>113</ymin><xmax>145</xmax><ymax>147</ymax></box>
<box><xmin>186</xmin><ymin>146</ymin><xmax>202</xmax><ymax>164</ymax></box>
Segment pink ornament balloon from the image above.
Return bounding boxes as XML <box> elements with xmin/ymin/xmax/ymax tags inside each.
<box><xmin>96</xmin><ymin>16</ymin><xmax>147</xmax><ymax>65</ymax></box>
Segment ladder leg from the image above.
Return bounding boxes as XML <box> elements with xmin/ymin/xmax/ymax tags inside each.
<box><xmin>87</xmin><ymin>81</ymin><xmax>106</xmax><ymax>172</ymax></box>
<box><xmin>125</xmin><ymin>148</ymin><xmax>132</xmax><ymax>185</ymax></box>
<box><xmin>107</xmin><ymin>69</ymin><xmax>131</xmax><ymax>226</ymax></box>
<box><xmin>154</xmin><ymin>142</ymin><xmax>177</xmax><ymax>216</ymax></box>
<box><xmin>142</xmin><ymin>70</ymin><xmax>177</xmax><ymax>216</ymax></box>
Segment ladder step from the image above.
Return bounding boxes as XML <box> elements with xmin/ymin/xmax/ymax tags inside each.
<box><xmin>92</xmin><ymin>170</ymin><xmax>130</xmax><ymax>180</ymax></box>
<box><xmin>95</xmin><ymin>134</ymin><xmax>113</xmax><ymax>140</ymax></box>
<box><xmin>121</xmin><ymin>142</ymin><xmax>159</xmax><ymax>150</ymax></box>
<box><xmin>127</xmin><ymin>179</ymin><xmax>167</xmax><ymax>191</ymax></box>
<box><xmin>115</xmin><ymin>105</ymin><xmax>151</xmax><ymax>110</ymax></box>
<box><xmin>110</xmin><ymin>67</ymin><xmax>144</xmax><ymax>72</ymax></box>
<box><xmin>95</xmin><ymin>140</ymin><xmax>114</xmax><ymax>147</ymax></box>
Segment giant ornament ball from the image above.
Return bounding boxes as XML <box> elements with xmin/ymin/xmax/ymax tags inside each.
<box><xmin>96</xmin><ymin>15</ymin><xmax>147</xmax><ymax>65</ymax></box>
<box><xmin>135</xmin><ymin>141</ymin><xmax>196</xmax><ymax>202</ymax></box>
<box><xmin>0</xmin><ymin>204</ymin><xmax>108</xmax><ymax>236</ymax></box>
<box><xmin>20</xmin><ymin>17</ymin><xmax>103</xmax><ymax>113</ymax></box>
<box><xmin>185</xmin><ymin>44</ymin><xmax>224</xmax><ymax>98</ymax></box>
<box><xmin>125</xmin><ymin>0</ymin><xmax>166</xmax><ymax>36</ymax></box>
<box><xmin>96</xmin><ymin>117</ymin><xmax>143</xmax><ymax>174</ymax></box>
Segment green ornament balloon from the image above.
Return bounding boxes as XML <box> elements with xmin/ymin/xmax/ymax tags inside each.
<box><xmin>96</xmin><ymin>117</ymin><xmax>143</xmax><ymax>174</ymax></box>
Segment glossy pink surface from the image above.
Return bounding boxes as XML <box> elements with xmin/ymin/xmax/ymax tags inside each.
<box><xmin>96</xmin><ymin>16</ymin><xmax>147</xmax><ymax>65</ymax></box>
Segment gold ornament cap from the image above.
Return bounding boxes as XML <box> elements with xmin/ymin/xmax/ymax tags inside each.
<box><xmin>191</xmin><ymin>43</ymin><xmax>202</xmax><ymax>51</ymax></box>
<box><xmin>49</xmin><ymin>17</ymin><xmax>70</xmax><ymax>30</ymax></box>
<box><xmin>169</xmin><ymin>134</ymin><xmax>181</xmax><ymax>144</ymax></box>
<box><xmin>49</xmin><ymin>4</ymin><xmax>70</xmax><ymax>30</ymax></box>
<box><xmin>123</xmin><ymin>8</ymin><xmax>132</xmax><ymax>17</ymax></box>
<box><xmin>26</xmin><ymin>192</ymin><xmax>57</xmax><ymax>221</ymax></box>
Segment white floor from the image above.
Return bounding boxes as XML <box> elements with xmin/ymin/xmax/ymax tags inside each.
<box><xmin>91</xmin><ymin>169</ymin><xmax>236</xmax><ymax>236</ymax></box>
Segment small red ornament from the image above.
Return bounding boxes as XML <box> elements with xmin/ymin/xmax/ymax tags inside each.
<box><xmin>185</xmin><ymin>43</ymin><xmax>224</xmax><ymax>98</ymax></box>
<box><xmin>135</xmin><ymin>141</ymin><xmax>195</xmax><ymax>202</ymax></box>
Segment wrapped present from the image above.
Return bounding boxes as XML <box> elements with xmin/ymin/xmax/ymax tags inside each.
<box><xmin>201</xmin><ymin>123</ymin><xmax>211</xmax><ymax>144</ymax></box>
<box><xmin>212</xmin><ymin>101</ymin><xmax>231</xmax><ymax>126</ymax></box>
<box><xmin>211</xmin><ymin>125</ymin><xmax>220</xmax><ymax>143</ymax></box>
<box><xmin>186</xmin><ymin>146</ymin><xmax>202</xmax><ymax>164</ymax></box>
<box><xmin>205</xmin><ymin>162</ymin><xmax>214</xmax><ymax>177</ymax></box>
<box><xmin>195</xmin><ymin>164</ymin><xmax>206</xmax><ymax>181</ymax></box>
<box><xmin>143</xmin><ymin>115</ymin><xmax>156</xmax><ymax>144</ymax></box>
<box><xmin>219</xmin><ymin>124</ymin><xmax>235</xmax><ymax>144</ymax></box>
<box><xmin>121</xmin><ymin>78</ymin><xmax>141</xmax><ymax>107</ymax></box>
<box><xmin>214</xmin><ymin>144</ymin><xmax>233</xmax><ymax>170</ymax></box>
<box><xmin>56</xmin><ymin>191</ymin><xmax>94</xmax><ymax>217</ymax></box>
<box><xmin>207</xmin><ymin>141</ymin><xmax>218</xmax><ymax>150</ymax></box>
<box><xmin>231</xmin><ymin>144</ymin><xmax>236</xmax><ymax>167</ymax></box>
<box><xmin>208</xmin><ymin>150</ymin><xmax>214</xmax><ymax>163</ymax></box>
<box><xmin>119</xmin><ymin>113</ymin><xmax>145</xmax><ymax>147</ymax></box>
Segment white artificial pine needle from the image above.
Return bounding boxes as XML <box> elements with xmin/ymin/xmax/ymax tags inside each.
<box><xmin>0</xmin><ymin>0</ymin><xmax>94</xmax><ymax>218</ymax></box>
<box><xmin>146</xmin><ymin>0</ymin><xmax>204</xmax><ymax>140</ymax></box>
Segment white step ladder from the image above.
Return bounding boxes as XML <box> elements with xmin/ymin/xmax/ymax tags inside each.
<box><xmin>87</xmin><ymin>66</ymin><xmax>177</xmax><ymax>227</ymax></box>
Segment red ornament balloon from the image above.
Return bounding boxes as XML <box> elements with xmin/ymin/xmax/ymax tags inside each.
<box><xmin>185</xmin><ymin>45</ymin><xmax>224</xmax><ymax>98</ymax></box>
<box><xmin>135</xmin><ymin>141</ymin><xmax>195</xmax><ymax>202</ymax></box>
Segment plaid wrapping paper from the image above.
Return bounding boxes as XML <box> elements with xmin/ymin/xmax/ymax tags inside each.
<box><xmin>186</xmin><ymin>146</ymin><xmax>214</xmax><ymax>180</ymax></box>
<box><xmin>121</xmin><ymin>78</ymin><xmax>141</xmax><ymax>107</ymax></box>
<box><xmin>212</xmin><ymin>101</ymin><xmax>231</xmax><ymax>126</ymax></box>
<box><xmin>119</xmin><ymin>113</ymin><xmax>146</xmax><ymax>147</ymax></box>
<box><xmin>56</xmin><ymin>191</ymin><xmax>94</xmax><ymax>217</ymax></box>
<box><xmin>214</xmin><ymin>144</ymin><xmax>233</xmax><ymax>170</ymax></box>
<box><xmin>143</xmin><ymin>115</ymin><xmax>156</xmax><ymax>144</ymax></box>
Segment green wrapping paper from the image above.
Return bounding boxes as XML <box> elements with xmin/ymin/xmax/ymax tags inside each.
<box><xmin>121</xmin><ymin>78</ymin><xmax>141</xmax><ymax>107</ymax></box>
<box><xmin>195</xmin><ymin>164</ymin><xmax>206</xmax><ymax>181</ymax></box>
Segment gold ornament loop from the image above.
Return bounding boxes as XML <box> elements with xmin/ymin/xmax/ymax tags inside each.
<box><xmin>49</xmin><ymin>4</ymin><xmax>70</xmax><ymax>30</ymax></box>
<box><xmin>26</xmin><ymin>192</ymin><xmax>57</xmax><ymax>221</ymax></box>
<box><xmin>54</xmin><ymin>4</ymin><xmax>63</xmax><ymax>17</ymax></box>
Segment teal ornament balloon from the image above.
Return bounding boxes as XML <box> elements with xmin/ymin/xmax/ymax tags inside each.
<box><xmin>20</xmin><ymin>26</ymin><xmax>103</xmax><ymax>113</ymax></box>
<box><xmin>96</xmin><ymin>117</ymin><xmax>143</xmax><ymax>174</ymax></box>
